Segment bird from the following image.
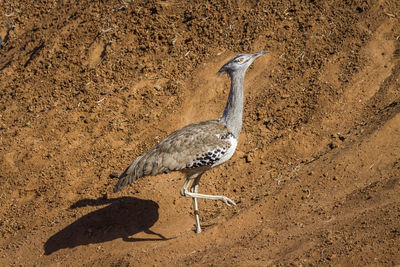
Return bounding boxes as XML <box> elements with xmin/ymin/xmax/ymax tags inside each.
<box><xmin>114</xmin><ymin>50</ymin><xmax>268</xmax><ymax>233</ymax></box>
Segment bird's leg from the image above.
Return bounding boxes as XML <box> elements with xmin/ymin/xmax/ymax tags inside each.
<box><xmin>184</xmin><ymin>190</ymin><xmax>237</xmax><ymax>206</ymax></box>
<box><xmin>180</xmin><ymin>172</ymin><xmax>237</xmax><ymax>234</ymax></box>
<box><xmin>180</xmin><ymin>176</ymin><xmax>237</xmax><ymax>207</ymax></box>
<box><xmin>180</xmin><ymin>174</ymin><xmax>203</xmax><ymax>233</ymax></box>
<box><xmin>190</xmin><ymin>176</ymin><xmax>201</xmax><ymax>234</ymax></box>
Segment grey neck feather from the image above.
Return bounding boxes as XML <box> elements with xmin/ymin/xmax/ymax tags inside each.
<box><xmin>219</xmin><ymin>70</ymin><xmax>246</xmax><ymax>139</ymax></box>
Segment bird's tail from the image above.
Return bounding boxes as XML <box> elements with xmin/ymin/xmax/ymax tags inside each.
<box><xmin>113</xmin><ymin>154</ymin><xmax>146</xmax><ymax>193</ymax></box>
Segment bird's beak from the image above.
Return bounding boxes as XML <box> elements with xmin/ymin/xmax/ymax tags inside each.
<box><xmin>252</xmin><ymin>50</ymin><xmax>268</xmax><ymax>59</ymax></box>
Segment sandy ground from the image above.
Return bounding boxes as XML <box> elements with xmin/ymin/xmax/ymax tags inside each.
<box><xmin>1</xmin><ymin>0</ymin><xmax>400</xmax><ymax>265</ymax></box>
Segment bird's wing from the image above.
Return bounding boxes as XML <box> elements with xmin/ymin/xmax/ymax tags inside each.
<box><xmin>114</xmin><ymin>120</ymin><xmax>233</xmax><ymax>192</ymax></box>
<box><xmin>146</xmin><ymin>120</ymin><xmax>234</xmax><ymax>173</ymax></box>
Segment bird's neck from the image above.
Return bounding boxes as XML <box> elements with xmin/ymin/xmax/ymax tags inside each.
<box><xmin>220</xmin><ymin>71</ymin><xmax>245</xmax><ymax>138</ymax></box>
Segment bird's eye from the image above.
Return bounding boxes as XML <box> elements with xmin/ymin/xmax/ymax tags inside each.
<box><xmin>235</xmin><ymin>58</ymin><xmax>244</xmax><ymax>63</ymax></box>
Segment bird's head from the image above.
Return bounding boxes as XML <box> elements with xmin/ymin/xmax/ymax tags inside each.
<box><xmin>217</xmin><ymin>50</ymin><xmax>268</xmax><ymax>76</ymax></box>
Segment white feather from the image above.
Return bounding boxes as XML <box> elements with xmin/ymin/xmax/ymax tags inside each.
<box><xmin>212</xmin><ymin>136</ymin><xmax>237</xmax><ymax>167</ymax></box>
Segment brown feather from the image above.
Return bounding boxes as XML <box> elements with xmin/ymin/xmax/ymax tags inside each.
<box><xmin>113</xmin><ymin>120</ymin><xmax>232</xmax><ymax>192</ymax></box>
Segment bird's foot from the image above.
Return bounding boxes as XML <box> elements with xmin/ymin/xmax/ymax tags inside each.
<box><xmin>220</xmin><ymin>196</ymin><xmax>236</xmax><ymax>206</ymax></box>
<box><xmin>195</xmin><ymin>225</ymin><xmax>202</xmax><ymax>234</ymax></box>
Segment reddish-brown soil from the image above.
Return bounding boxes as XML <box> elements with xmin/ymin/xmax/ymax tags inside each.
<box><xmin>1</xmin><ymin>0</ymin><xmax>400</xmax><ymax>265</ymax></box>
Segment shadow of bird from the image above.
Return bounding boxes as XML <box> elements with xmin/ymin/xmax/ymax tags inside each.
<box><xmin>44</xmin><ymin>196</ymin><xmax>168</xmax><ymax>255</ymax></box>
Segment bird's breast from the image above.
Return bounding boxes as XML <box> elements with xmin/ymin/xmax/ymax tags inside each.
<box><xmin>212</xmin><ymin>135</ymin><xmax>238</xmax><ymax>167</ymax></box>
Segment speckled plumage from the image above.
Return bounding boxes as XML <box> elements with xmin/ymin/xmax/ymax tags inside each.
<box><xmin>114</xmin><ymin>120</ymin><xmax>233</xmax><ymax>192</ymax></box>
<box><xmin>113</xmin><ymin>50</ymin><xmax>268</xmax><ymax>233</ymax></box>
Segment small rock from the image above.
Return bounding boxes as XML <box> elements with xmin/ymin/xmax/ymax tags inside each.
<box><xmin>244</xmin><ymin>153</ymin><xmax>255</xmax><ymax>163</ymax></box>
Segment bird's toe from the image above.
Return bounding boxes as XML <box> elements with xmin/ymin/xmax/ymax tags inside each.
<box><xmin>221</xmin><ymin>196</ymin><xmax>236</xmax><ymax>207</ymax></box>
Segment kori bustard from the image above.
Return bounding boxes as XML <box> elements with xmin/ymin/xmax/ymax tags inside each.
<box><xmin>114</xmin><ymin>51</ymin><xmax>267</xmax><ymax>233</ymax></box>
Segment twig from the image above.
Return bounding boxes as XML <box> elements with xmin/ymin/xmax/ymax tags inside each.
<box><xmin>101</xmin><ymin>28</ymin><xmax>114</xmax><ymax>34</ymax></box>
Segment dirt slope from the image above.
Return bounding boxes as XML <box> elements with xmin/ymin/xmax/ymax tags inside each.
<box><xmin>0</xmin><ymin>0</ymin><xmax>400</xmax><ymax>265</ymax></box>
